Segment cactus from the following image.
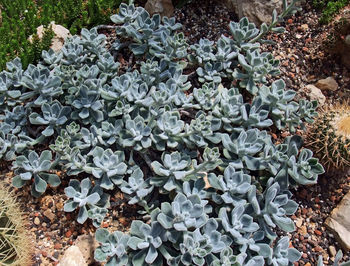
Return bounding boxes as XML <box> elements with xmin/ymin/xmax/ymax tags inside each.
<box><xmin>0</xmin><ymin>181</ymin><xmax>32</xmax><ymax>265</ymax></box>
<box><xmin>307</xmin><ymin>102</ymin><xmax>350</xmax><ymax>171</ymax></box>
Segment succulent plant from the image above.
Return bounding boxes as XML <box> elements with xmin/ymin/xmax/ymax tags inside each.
<box><xmin>120</xmin><ymin>167</ymin><xmax>154</xmax><ymax>206</ymax></box>
<box><xmin>307</xmin><ymin>102</ymin><xmax>350</xmax><ymax>170</ymax></box>
<box><xmin>64</xmin><ymin>178</ymin><xmax>109</xmax><ymax>224</ymax></box>
<box><xmin>128</xmin><ymin>221</ymin><xmax>166</xmax><ymax>265</ymax></box>
<box><xmin>90</xmin><ymin>147</ymin><xmax>128</xmax><ymax>190</ymax></box>
<box><xmin>209</xmin><ymin>165</ymin><xmax>252</xmax><ymax>205</ymax></box>
<box><xmin>95</xmin><ymin>228</ymin><xmax>131</xmax><ymax>266</ymax></box>
<box><xmin>29</xmin><ymin>101</ymin><xmax>71</xmax><ymax>136</ymax></box>
<box><xmin>156</xmin><ymin>193</ymin><xmax>208</xmax><ymax>231</ymax></box>
<box><xmin>12</xmin><ymin>150</ymin><xmax>60</xmax><ymax>197</ymax></box>
<box><xmin>0</xmin><ymin>2</ymin><xmax>327</xmax><ymax>265</ymax></box>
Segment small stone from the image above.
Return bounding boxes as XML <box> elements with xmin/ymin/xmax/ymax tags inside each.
<box><xmin>296</xmin><ymin>34</ymin><xmax>302</xmax><ymax>39</ymax></box>
<box><xmin>54</xmin><ymin>243</ymin><xmax>62</xmax><ymax>250</ymax></box>
<box><xmin>329</xmin><ymin>245</ymin><xmax>337</xmax><ymax>257</ymax></box>
<box><xmin>34</xmin><ymin>217</ymin><xmax>40</xmax><ymax>225</ymax></box>
<box><xmin>305</xmin><ymin>263</ymin><xmax>311</xmax><ymax>266</ymax></box>
<box><xmin>302</xmin><ymin>208</ymin><xmax>308</xmax><ymax>215</ymax></box>
<box><xmin>65</xmin><ymin>230</ymin><xmax>72</xmax><ymax>238</ymax></box>
<box><xmin>145</xmin><ymin>0</ymin><xmax>174</xmax><ymax>18</ymax></box>
<box><xmin>315</xmin><ymin>246</ymin><xmax>323</xmax><ymax>252</ymax></box>
<box><xmin>315</xmin><ymin>77</ymin><xmax>338</xmax><ymax>91</ymax></box>
<box><xmin>303</xmin><ymin>84</ymin><xmax>326</xmax><ymax>106</ymax></box>
<box><xmin>295</xmin><ymin>218</ymin><xmax>303</xmax><ymax>228</ymax></box>
<box><xmin>300</xmin><ymin>24</ymin><xmax>309</xmax><ymax>31</ymax></box>
<box><xmin>302</xmin><ymin>253</ymin><xmax>308</xmax><ymax>259</ymax></box>
<box><xmin>325</xmin><ymin>191</ymin><xmax>350</xmax><ymax>250</ymax></box>
<box><xmin>315</xmin><ymin>230</ymin><xmax>322</xmax><ymax>236</ymax></box>
<box><xmin>287</xmin><ymin>18</ymin><xmax>293</xmax><ymax>24</ymax></box>
<box><xmin>43</xmin><ymin>209</ymin><xmax>55</xmax><ymax>223</ymax></box>
<box><xmin>59</xmin><ymin>246</ymin><xmax>87</xmax><ymax>266</ymax></box>
<box><xmin>74</xmin><ymin>234</ymin><xmax>98</xmax><ymax>265</ymax></box>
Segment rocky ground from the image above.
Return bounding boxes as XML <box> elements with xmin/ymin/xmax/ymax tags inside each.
<box><xmin>2</xmin><ymin>0</ymin><xmax>350</xmax><ymax>265</ymax></box>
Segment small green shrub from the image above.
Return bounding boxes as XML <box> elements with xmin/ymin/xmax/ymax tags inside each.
<box><xmin>0</xmin><ymin>0</ymin><xmax>125</xmax><ymax>71</ymax></box>
<box><xmin>312</xmin><ymin>0</ymin><xmax>350</xmax><ymax>24</ymax></box>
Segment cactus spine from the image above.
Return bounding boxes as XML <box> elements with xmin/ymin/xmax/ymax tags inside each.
<box><xmin>0</xmin><ymin>182</ymin><xmax>32</xmax><ymax>265</ymax></box>
<box><xmin>307</xmin><ymin>102</ymin><xmax>350</xmax><ymax>171</ymax></box>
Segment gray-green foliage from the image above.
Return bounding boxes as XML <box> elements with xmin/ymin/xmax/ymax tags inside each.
<box><xmin>0</xmin><ymin>1</ymin><xmax>325</xmax><ymax>265</ymax></box>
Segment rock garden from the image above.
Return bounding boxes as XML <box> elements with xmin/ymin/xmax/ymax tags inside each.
<box><xmin>0</xmin><ymin>0</ymin><xmax>350</xmax><ymax>265</ymax></box>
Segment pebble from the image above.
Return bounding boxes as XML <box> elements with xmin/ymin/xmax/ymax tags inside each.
<box><xmin>34</xmin><ymin>217</ymin><xmax>40</xmax><ymax>225</ymax></box>
<box><xmin>329</xmin><ymin>245</ymin><xmax>337</xmax><ymax>257</ymax></box>
<box><xmin>315</xmin><ymin>230</ymin><xmax>322</xmax><ymax>236</ymax></box>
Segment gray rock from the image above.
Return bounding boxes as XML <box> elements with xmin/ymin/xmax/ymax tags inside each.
<box><xmin>303</xmin><ymin>84</ymin><xmax>326</xmax><ymax>106</ymax></box>
<box><xmin>325</xmin><ymin>192</ymin><xmax>350</xmax><ymax>251</ymax></box>
<box><xmin>222</xmin><ymin>0</ymin><xmax>282</xmax><ymax>25</ymax></box>
<box><xmin>74</xmin><ymin>233</ymin><xmax>98</xmax><ymax>265</ymax></box>
<box><xmin>145</xmin><ymin>0</ymin><xmax>174</xmax><ymax>18</ymax></box>
<box><xmin>315</xmin><ymin>77</ymin><xmax>338</xmax><ymax>92</ymax></box>
<box><xmin>58</xmin><ymin>246</ymin><xmax>87</xmax><ymax>266</ymax></box>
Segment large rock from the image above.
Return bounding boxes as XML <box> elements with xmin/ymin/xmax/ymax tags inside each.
<box><xmin>303</xmin><ymin>84</ymin><xmax>326</xmax><ymax>106</ymax></box>
<box><xmin>145</xmin><ymin>0</ymin><xmax>174</xmax><ymax>18</ymax></box>
<box><xmin>315</xmin><ymin>77</ymin><xmax>338</xmax><ymax>92</ymax></box>
<box><xmin>325</xmin><ymin>192</ymin><xmax>350</xmax><ymax>251</ymax></box>
<box><xmin>28</xmin><ymin>22</ymin><xmax>71</xmax><ymax>51</ymax></box>
<box><xmin>58</xmin><ymin>246</ymin><xmax>87</xmax><ymax>266</ymax></box>
<box><xmin>222</xmin><ymin>0</ymin><xmax>282</xmax><ymax>25</ymax></box>
<box><xmin>74</xmin><ymin>233</ymin><xmax>98</xmax><ymax>265</ymax></box>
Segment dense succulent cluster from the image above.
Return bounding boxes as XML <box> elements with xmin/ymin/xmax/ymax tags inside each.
<box><xmin>0</xmin><ymin>1</ymin><xmax>327</xmax><ymax>265</ymax></box>
<box><xmin>307</xmin><ymin>102</ymin><xmax>350</xmax><ymax>171</ymax></box>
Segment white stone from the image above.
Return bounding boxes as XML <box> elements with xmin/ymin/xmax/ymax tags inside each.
<box><xmin>315</xmin><ymin>77</ymin><xmax>338</xmax><ymax>92</ymax></box>
<box><xmin>28</xmin><ymin>22</ymin><xmax>71</xmax><ymax>51</ymax></box>
<box><xmin>58</xmin><ymin>246</ymin><xmax>87</xmax><ymax>266</ymax></box>
<box><xmin>145</xmin><ymin>0</ymin><xmax>174</xmax><ymax>18</ymax></box>
<box><xmin>74</xmin><ymin>234</ymin><xmax>98</xmax><ymax>265</ymax></box>
<box><xmin>325</xmin><ymin>192</ymin><xmax>350</xmax><ymax>251</ymax></box>
<box><xmin>303</xmin><ymin>84</ymin><xmax>326</xmax><ymax>106</ymax></box>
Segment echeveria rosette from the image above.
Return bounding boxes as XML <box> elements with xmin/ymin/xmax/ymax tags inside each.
<box><xmin>90</xmin><ymin>147</ymin><xmax>128</xmax><ymax>190</ymax></box>
<box><xmin>0</xmin><ymin>132</ymin><xmax>30</xmax><ymax>161</ymax></box>
<box><xmin>209</xmin><ymin>165</ymin><xmax>252</xmax><ymax>206</ymax></box>
<box><xmin>219</xmin><ymin>204</ymin><xmax>259</xmax><ymax>252</ymax></box>
<box><xmin>151</xmin><ymin>151</ymin><xmax>192</xmax><ymax>192</ymax></box>
<box><xmin>0</xmin><ymin>105</ymin><xmax>27</xmax><ymax>135</ymax></box>
<box><xmin>275</xmin><ymin>136</ymin><xmax>324</xmax><ymax>189</ymax></box>
<box><xmin>12</xmin><ymin>150</ymin><xmax>60</xmax><ymax>197</ymax></box>
<box><xmin>156</xmin><ymin>193</ymin><xmax>208</xmax><ymax>232</ymax></box>
<box><xmin>268</xmin><ymin>236</ymin><xmax>301</xmax><ymax>266</ymax></box>
<box><xmin>152</xmin><ymin>110</ymin><xmax>185</xmax><ymax>150</ymax></box>
<box><xmin>169</xmin><ymin>230</ymin><xmax>213</xmax><ymax>266</ymax></box>
<box><xmin>128</xmin><ymin>221</ymin><xmax>166</xmax><ymax>265</ymax></box>
<box><xmin>20</xmin><ymin>64</ymin><xmax>62</xmax><ymax>105</ymax></box>
<box><xmin>29</xmin><ymin>100</ymin><xmax>71</xmax><ymax>137</ymax></box>
<box><xmin>256</xmin><ymin>179</ymin><xmax>299</xmax><ymax>240</ymax></box>
<box><xmin>88</xmin><ymin>206</ymin><xmax>108</xmax><ymax>228</ymax></box>
<box><xmin>119</xmin><ymin>115</ymin><xmax>152</xmax><ymax>151</ymax></box>
<box><xmin>64</xmin><ymin>178</ymin><xmax>109</xmax><ymax>224</ymax></box>
<box><xmin>95</xmin><ymin>228</ymin><xmax>130</xmax><ymax>266</ymax></box>
<box><xmin>120</xmin><ymin>167</ymin><xmax>154</xmax><ymax>206</ymax></box>
<box><xmin>71</xmin><ymin>84</ymin><xmax>104</xmax><ymax>124</ymax></box>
